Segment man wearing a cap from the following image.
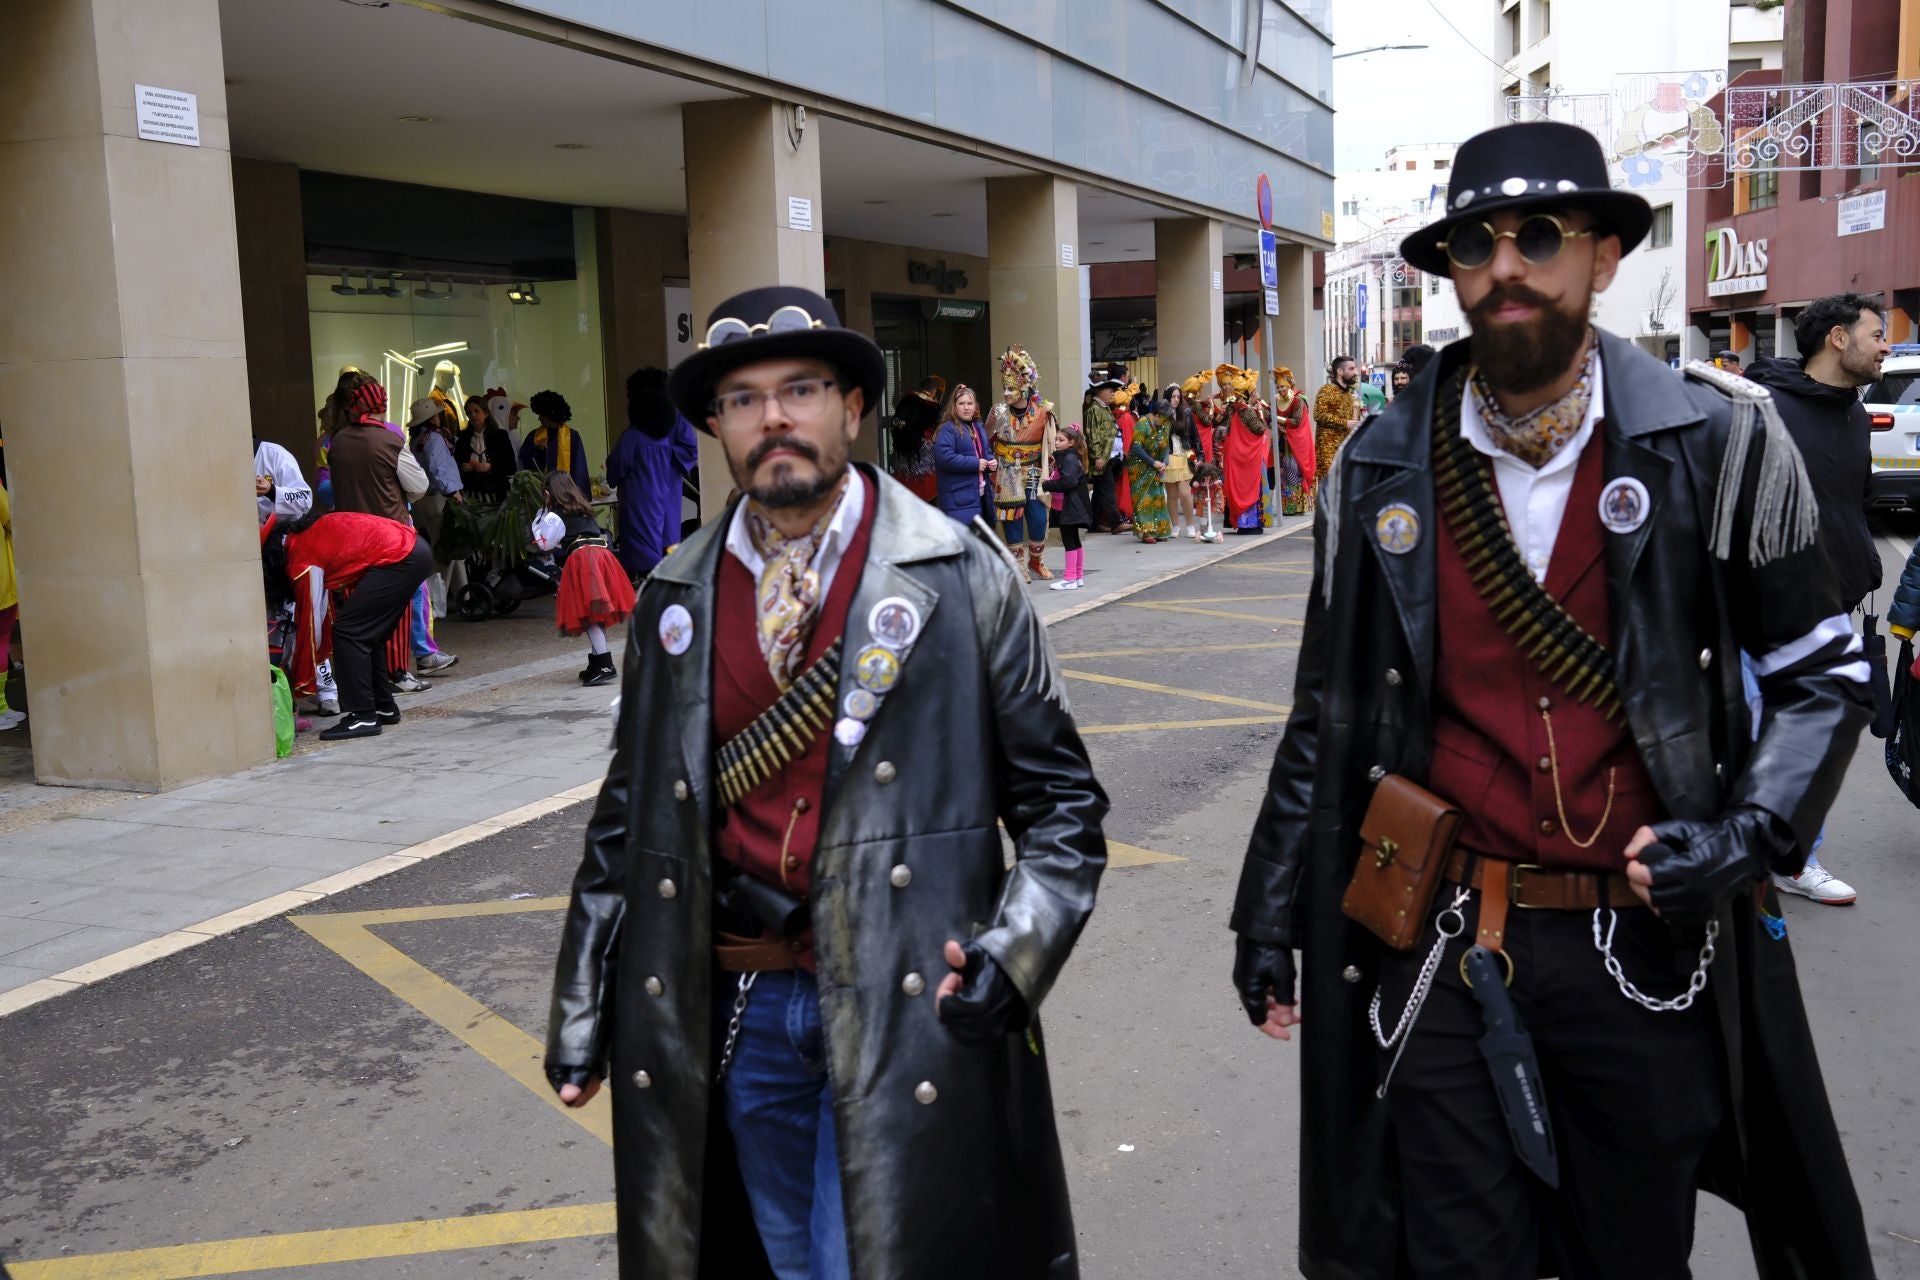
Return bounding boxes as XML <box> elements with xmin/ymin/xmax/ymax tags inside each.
<box><xmin>1083</xmin><ymin>364</ymin><xmax>1127</xmax><ymax>535</ymax></box>
<box><xmin>1231</xmin><ymin>121</ymin><xmax>1873</xmax><ymax>1278</ymax></box>
<box><xmin>545</xmin><ymin>287</ymin><xmax>1108</xmax><ymax>1278</ymax></box>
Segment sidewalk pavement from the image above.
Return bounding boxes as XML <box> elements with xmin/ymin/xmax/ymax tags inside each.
<box><xmin>0</xmin><ymin>518</ymin><xmax>1304</xmax><ymax>1013</ymax></box>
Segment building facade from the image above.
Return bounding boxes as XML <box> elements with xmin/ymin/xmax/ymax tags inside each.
<box><xmin>2</xmin><ymin>0</ymin><xmax>1333</xmax><ymax>790</ymax></box>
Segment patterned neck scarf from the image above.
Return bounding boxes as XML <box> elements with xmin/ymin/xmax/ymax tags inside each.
<box><xmin>746</xmin><ymin>476</ymin><xmax>850</xmax><ymax>690</ymax></box>
<box><xmin>1469</xmin><ymin>332</ymin><xmax>1598</xmax><ymax>469</ymax></box>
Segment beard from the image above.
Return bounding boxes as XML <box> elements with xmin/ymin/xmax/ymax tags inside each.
<box><xmin>1467</xmin><ymin>283</ymin><xmax>1592</xmax><ymax>394</ymax></box>
<box><xmin>735</xmin><ymin>431</ymin><xmax>849</xmax><ymax>510</ymax></box>
<box><xmin>1839</xmin><ymin>338</ymin><xmax>1883</xmax><ymax>388</ymax></box>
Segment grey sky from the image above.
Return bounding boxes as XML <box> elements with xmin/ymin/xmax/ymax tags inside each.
<box><xmin>1330</xmin><ymin>0</ymin><xmax>1504</xmax><ymax>174</ymax></box>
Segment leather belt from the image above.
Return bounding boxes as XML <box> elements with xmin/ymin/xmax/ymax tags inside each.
<box><xmin>714</xmin><ymin>931</ymin><xmax>803</xmax><ymax>973</ymax></box>
<box><xmin>1444</xmin><ymin>847</ymin><xmax>1641</xmax><ymax>913</ymax></box>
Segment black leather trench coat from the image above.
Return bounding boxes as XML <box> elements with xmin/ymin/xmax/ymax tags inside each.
<box><xmin>547</xmin><ymin>466</ymin><xmax>1108</xmax><ymax>1278</ymax></box>
<box><xmin>1232</xmin><ymin>333</ymin><xmax>1876</xmax><ymax>1280</ymax></box>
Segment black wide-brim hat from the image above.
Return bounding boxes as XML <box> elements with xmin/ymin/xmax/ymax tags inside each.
<box><xmin>1399</xmin><ymin>121</ymin><xmax>1654</xmax><ymax>277</ymax></box>
<box><xmin>668</xmin><ymin>286</ymin><xmax>888</xmax><ymax>431</ymax></box>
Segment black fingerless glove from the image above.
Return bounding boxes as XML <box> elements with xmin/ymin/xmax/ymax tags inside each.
<box><xmin>1638</xmin><ymin>806</ymin><xmax>1794</xmax><ymax>930</ymax></box>
<box><xmin>937</xmin><ymin>940</ymin><xmax>1030</xmax><ymax>1046</ymax></box>
<box><xmin>1232</xmin><ymin>937</ymin><xmax>1298</xmax><ymax>1026</ymax></box>
<box><xmin>544</xmin><ymin>1062</ymin><xmax>597</xmax><ymax>1093</ymax></box>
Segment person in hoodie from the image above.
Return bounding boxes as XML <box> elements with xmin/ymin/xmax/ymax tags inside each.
<box><xmin>606</xmin><ymin>367</ymin><xmax>700</xmax><ymax>580</ymax></box>
<box><xmin>1741</xmin><ymin>291</ymin><xmax>1890</xmax><ymax>906</ymax></box>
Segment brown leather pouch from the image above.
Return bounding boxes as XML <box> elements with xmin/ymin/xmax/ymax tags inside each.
<box><xmin>1341</xmin><ymin>775</ymin><xmax>1464</xmax><ymax>951</ymax></box>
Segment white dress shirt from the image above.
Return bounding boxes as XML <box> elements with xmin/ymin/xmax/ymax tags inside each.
<box><xmin>723</xmin><ymin>472</ymin><xmax>868</xmax><ymax>598</ymax></box>
<box><xmin>1457</xmin><ymin>352</ymin><xmax>1606</xmax><ymax>583</ymax></box>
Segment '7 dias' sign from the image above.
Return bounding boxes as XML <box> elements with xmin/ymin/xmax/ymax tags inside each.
<box><xmin>1705</xmin><ymin>227</ymin><xmax>1769</xmax><ymax>298</ymax></box>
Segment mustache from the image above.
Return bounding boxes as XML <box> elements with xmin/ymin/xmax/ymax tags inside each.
<box><xmin>745</xmin><ymin>435</ymin><xmax>822</xmax><ymax>470</ymax></box>
<box><xmin>1467</xmin><ymin>283</ymin><xmax>1557</xmax><ymax>321</ymax></box>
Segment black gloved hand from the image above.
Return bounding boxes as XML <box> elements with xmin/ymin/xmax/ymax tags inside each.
<box><xmin>1636</xmin><ymin>806</ymin><xmax>1793</xmax><ymax>930</ymax></box>
<box><xmin>1232</xmin><ymin>937</ymin><xmax>1298</xmax><ymax>1026</ymax></box>
<box><xmin>937</xmin><ymin>940</ymin><xmax>1030</xmax><ymax>1047</ymax></box>
<box><xmin>544</xmin><ymin>1062</ymin><xmax>597</xmax><ymax>1093</ymax></box>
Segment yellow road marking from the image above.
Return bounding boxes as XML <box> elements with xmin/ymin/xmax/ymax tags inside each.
<box><xmin>1211</xmin><ymin>563</ymin><xmax>1315</xmax><ymax>574</ymax></box>
<box><xmin>1107</xmin><ymin>840</ymin><xmax>1188</xmax><ymax>868</ymax></box>
<box><xmin>1082</xmin><ymin>715</ymin><xmax>1287</xmax><ymax>734</ymax></box>
<box><xmin>293</xmin><ymin>903</ymin><xmax>612</xmax><ymax>1146</ymax></box>
<box><xmin>1148</xmin><ymin>593</ymin><xmax>1310</xmax><ymax>605</ymax></box>
<box><xmin>1062</xmin><ymin>669</ymin><xmax>1291</xmax><ymax>713</ymax></box>
<box><xmin>7</xmin><ymin>1203</ymin><xmax>616</xmax><ymax>1280</ymax></box>
<box><xmin>1120</xmin><ymin>601</ymin><xmax>1305</xmax><ymax>625</ymax></box>
<box><xmin>1057</xmin><ymin>640</ymin><xmax>1294</xmax><ymax>659</ymax></box>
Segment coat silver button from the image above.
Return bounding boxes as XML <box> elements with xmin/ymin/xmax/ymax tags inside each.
<box><xmin>1368</xmin><ymin>765</ymin><xmax>1386</xmax><ymax>783</ymax></box>
<box><xmin>1342</xmin><ymin>965</ymin><xmax>1362</xmax><ymax>983</ymax></box>
<box><xmin>631</xmin><ymin>1070</ymin><xmax>652</xmax><ymax>1088</ymax></box>
<box><xmin>1715</xmin><ymin>763</ymin><xmax>1725</xmax><ymax>780</ymax></box>
<box><xmin>1384</xmin><ymin>668</ymin><xmax>1403</xmax><ymax>687</ymax></box>
<box><xmin>914</xmin><ymin>1080</ymin><xmax>938</xmax><ymax>1104</ymax></box>
<box><xmin>673</xmin><ymin>780</ymin><xmax>689</xmax><ymax>800</ymax></box>
<box><xmin>875</xmin><ymin>761</ymin><xmax>897</xmax><ymax>784</ymax></box>
<box><xmin>901</xmin><ymin>972</ymin><xmax>925</xmax><ymax>996</ymax></box>
<box><xmin>889</xmin><ymin>864</ymin><xmax>912</xmax><ymax>888</ymax></box>
<box><xmin>1699</xmin><ymin>648</ymin><xmax>1713</xmax><ymax>670</ymax></box>
<box><xmin>657</xmin><ymin>878</ymin><xmax>677</xmax><ymax>899</ymax></box>
<box><xmin>644</xmin><ymin>976</ymin><xmax>663</xmax><ymax>997</ymax></box>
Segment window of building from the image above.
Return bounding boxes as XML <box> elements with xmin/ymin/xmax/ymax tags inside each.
<box><xmin>1532</xmin><ymin>63</ymin><xmax>1552</xmax><ymax>95</ymax></box>
<box><xmin>1746</xmin><ymin>168</ymin><xmax>1779</xmax><ymax>211</ymax></box>
<box><xmin>1433</xmin><ymin>158</ymin><xmax>1450</xmax><ymax>170</ymax></box>
<box><xmin>1728</xmin><ymin>57</ymin><xmax>1762</xmax><ymax>79</ymax></box>
<box><xmin>1341</xmin><ymin>199</ymin><xmax>1359</xmax><ymax>216</ymax></box>
<box><xmin>1529</xmin><ymin>0</ymin><xmax>1551</xmax><ymax>40</ymax></box>
<box><xmin>1500</xmin><ymin>6</ymin><xmax>1520</xmax><ymax>60</ymax></box>
<box><xmin>1650</xmin><ymin>204</ymin><xmax>1674</xmax><ymax>248</ymax></box>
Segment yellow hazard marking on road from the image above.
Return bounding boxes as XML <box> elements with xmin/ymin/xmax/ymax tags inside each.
<box><xmin>1081</xmin><ymin>715</ymin><xmax>1288</xmax><ymax>734</ymax></box>
<box><xmin>1211</xmin><ymin>563</ymin><xmax>1315</xmax><ymax>574</ymax></box>
<box><xmin>1106</xmin><ymin>840</ymin><xmax>1188</xmax><ymax>868</ymax></box>
<box><xmin>1121</xmin><ymin>601</ymin><xmax>1306</xmax><ymax>625</ymax></box>
<box><xmin>1057</xmin><ymin>640</ymin><xmax>1294</xmax><ymax>659</ymax></box>
<box><xmin>6</xmin><ymin>1202</ymin><xmax>617</xmax><ymax>1280</ymax></box>
<box><xmin>1148</xmin><ymin>592</ymin><xmax>1311</xmax><ymax>605</ymax></box>
<box><xmin>1063</xmin><ymin>668</ymin><xmax>1291</xmax><ymax>713</ymax></box>
<box><xmin>293</xmin><ymin>901</ymin><xmax>611</xmax><ymax>1146</ymax></box>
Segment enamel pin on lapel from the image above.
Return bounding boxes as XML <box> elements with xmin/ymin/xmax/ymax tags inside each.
<box><xmin>1598</xmin><ymin>477</ymin><xmax>1650</xmax><ymax>534</ymax></box>
<box><xmin>844</xmin><ymin>688</ymin><xmax>879</xmax><ymax>720</ymax></box>
<box><xmin>853</xmin><ymin>645</ymin><xmax>901</xmax><ymax>694</ymax></box>
<box><xmin>1375</xmin><ymin>503</ymin><xmax>1421</xmax><ymax>555</ymax></box>
<box><xmin>869</xmin><ymin>597</ymin><xmax>922</xmax><ymax>650</ymax></box>
<box><xmin>658</xmin><ymin>603</ymin><xmax>694</xmax><ymax>655</ymax></box>
<box><xmin>834</xmin><ymin>717</ymin><xmax>868</xmax><ymax>747</ymax></box>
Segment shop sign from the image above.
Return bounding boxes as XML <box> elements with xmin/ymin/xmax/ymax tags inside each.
<box><xmin>921</xmin><ymin>297</ymin><xmax>986</xmax><ymax>322</ymax></box>
<box><xmin>1704</xmin><ymin>227</ymin><xmax>1768</xmax><ymax>298</ymax></box>
<box><xmin>906</xmin><ymin>258</ymin><xmax>968</xmax><ymax>294</ymax></box>
<box><xmin>1426</xmin><ymin>326</ymin><xmax>1460</xmax><ymax>343</ymax></box>
<box><xmin>665</xmin><ymin>284</ymin><xmax>694</xmax><ymax>368</ymax></box>
<box><xmin>135</xmin><ymin>84</ymin><xmax>199</xmax><ymax>147</ymax></box>
<box><xmin>1838</xmin><ymin>190</ymin><xmax>1887</xmax><ymax>237</ymax></box>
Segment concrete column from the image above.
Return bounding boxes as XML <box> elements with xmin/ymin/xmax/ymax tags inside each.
<box><xmin>596</xmin><ymin>209</ymin><xmax>690</xmax><ymax>439</ymax></box>
<box><xmin>0</xmin><ymin>0</ymin><xmax>271</xmax><ymax>789</ymax></box>
<box><xmin>1272</xmin><ymin>241</ymin><xmax>1319</xmax><ymax>388</ymax></box>
<box><xmin>683</xmin><ymin>99</ymin><xmax>825</xmax><ymax>523</ymax></box>
<box><xmin>1154</xmin><ymin>218</ymin><xmax>1223</xmax><ymax>393</ymax></box>
<box><xmin>233</xmin><ymin>159</ymin><xmax>316</xmax><ymax>474</ymax></box>
<box><xmin>987</xmin><ymin>176</ymin><xmax>1084</xmax><ymax>416</ymax></box>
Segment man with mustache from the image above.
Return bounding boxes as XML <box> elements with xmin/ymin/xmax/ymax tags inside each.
<box><xmin>1231</xmin><ymin>122</ymin><xmax>1874</xmax><ymax>1279</ymax></box>
<box><xmin>545</xmin><ymin>286</ymin><xmax>1108</xmax><ymax>1278</ymax></box>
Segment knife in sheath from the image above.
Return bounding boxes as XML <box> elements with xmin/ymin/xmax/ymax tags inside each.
<box><xmin>1462</xmin><ymin>944</ymin><xmax>1560</xmax><ymax>1189</ymax></box>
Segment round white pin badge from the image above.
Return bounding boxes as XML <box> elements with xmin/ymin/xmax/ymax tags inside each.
<box><xmin>1598</xmin><ymin>477</ymin><xmax>1651</xmax><ymax>534</ymax></box>
<box><xmin>658</xmin><ymin>603</ymin><xmax>694</xmax><ymax>656</ymax></box>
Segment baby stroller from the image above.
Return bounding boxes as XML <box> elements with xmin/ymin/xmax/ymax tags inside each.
<box><xmin>434</xmin><ymin>471</ymin><xmax>559</xmax><ymax>621</ymax></box>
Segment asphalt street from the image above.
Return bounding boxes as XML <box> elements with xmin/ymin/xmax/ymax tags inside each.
<box><xmin>1</xmin><ymin>526</ymin><xmax>1917</xmax><ymax>1278</ymax></box>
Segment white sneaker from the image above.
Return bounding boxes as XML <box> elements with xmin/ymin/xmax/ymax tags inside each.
<box><xmin>1772</xmin><ymin>863</ymin><xmax>1857</xmax><ymax>905</ymax></box>
<box><xmin>417</xmin><ymin>651</ymin><xmax>459</xmax><ymax>673</ymax></box>
<box><xmin>1048</xmin><ymin>578</ymin><xmax>1077</xmax><ymax>592</ymax></box>
<box><xmin>391</xmin><ymin>671</ymin><xmax>432</xmax><ymax>694</ymax></box>
<box><xmin>0</xmin><ymin>710</ymin><xmax>23</xmax><ymax>731</ymax></box>
<box><xmin>1186</xmin><ymin>526</ymin><xmax>1200</xmax><ymax>539</ymax></box>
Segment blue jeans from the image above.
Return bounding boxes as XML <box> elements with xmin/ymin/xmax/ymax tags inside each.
<box><xmin>717</xmin><ymin>971</ymin><xmax>850</xmax><ymax>1280</ymax></box>
<box><xmin>1740</xmin><ymin>653</ymin><xmax>1824</xmax><ymax>863</ymax></box>
<box><xmin>409</xmin><ymin>582</ymin><xmax>438</xmax><ymax>658</ymax></box>
<box><xmin>999</xmin><ymin>497</ymin><xmax>1048</xmax><ymax>545</ymax></box>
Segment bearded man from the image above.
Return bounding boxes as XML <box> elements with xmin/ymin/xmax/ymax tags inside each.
<box><xmin>1312</xmin><ymin>356</ymin><xmax>1363</xmax><ymax>509</ymax></box>
<box><xmin>546</xmin><ymin>287</ymin><xmax>1107</xmax><ymax>1278</ymax></box>
<box><xmin>1230</xmin><ymin>122</ymin><xmax>1874</xmax><ymax>1279</ymax></box>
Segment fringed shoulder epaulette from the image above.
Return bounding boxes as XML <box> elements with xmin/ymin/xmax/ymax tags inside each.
<box><xmin>1681</xmin><ymin>360</ymin><xmax>1819</xmax><ymax>566</ymax></box>
<box><xmin>970</xmin><ymin>515</ymin><xmax>1025</xmax><ymax>580</ymax></box>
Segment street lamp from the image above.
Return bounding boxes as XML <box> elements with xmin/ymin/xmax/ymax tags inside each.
<box><xmin>1333</xmin><ymin>43</ymin><xmax>1430</xmax><ymax>59</ymax></box>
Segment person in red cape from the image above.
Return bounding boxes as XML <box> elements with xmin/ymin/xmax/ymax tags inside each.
<box><xmin>1217</xmin><ymin>363</ymin><xmax>1273</xmax><ymax>534</ymax></box>
<box><xmin>1272</xmin><ymin>367</ymin><xmax>1316</xmax><ymax>515</ymax></box>
<box><xmin>1112</xmin><ymin>378</ymin><xmax>1138</xmax><ymax>525</ymax></box>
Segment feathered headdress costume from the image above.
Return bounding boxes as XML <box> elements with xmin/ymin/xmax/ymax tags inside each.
<box><xmin>1000</xmin><ymin>346</ymin><xmax>1040</xmax><ymax>399</ymax></box>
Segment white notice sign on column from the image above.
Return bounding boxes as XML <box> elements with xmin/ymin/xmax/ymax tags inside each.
<box><xmin>787</xmin><ymin>197</ymin><xmax>814</xmax><ymax>232</ymax></box>
<box><xmin>1060</xmin><ymin>243</ymin><xmax>1075</xmax><ymax>268</ymax></box>
<box><xmin>135</xmin><ymin>84</ymin><xmax>200</xmax><ymax>147</ymax></box>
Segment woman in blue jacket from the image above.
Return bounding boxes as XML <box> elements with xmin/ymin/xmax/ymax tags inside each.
<box><xmin>931</xmin><ymin>383</ymin><xmax>994</xmax><ymax>525</ymax></box>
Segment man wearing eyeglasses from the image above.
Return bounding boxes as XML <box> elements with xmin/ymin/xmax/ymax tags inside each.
<box><xmin>1230</xmin><ymin>121</ymin><xmax>1873</xmax><ymax>1279</ymax></box>
<box><xmin>544</xmin><ymin>286</ymin><xmax>1107</xmax><ymax>1279</ymax></box>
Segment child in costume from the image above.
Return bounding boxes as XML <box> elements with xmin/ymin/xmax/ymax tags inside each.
<box><xmin>541</xmin><ymin>473</ymin><xmax>636</xmax><ymax>687</ymax></box>
<box><xmin>1042</xmin><ymin>423</ymin><xmax>1092</xmax><ymax>591</ymax></box>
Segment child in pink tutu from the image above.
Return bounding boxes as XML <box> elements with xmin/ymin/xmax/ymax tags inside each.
<box><xmin>540</xmin><ymin>474</ymin><xmax>636</xmax><ymax>686</ymax></box>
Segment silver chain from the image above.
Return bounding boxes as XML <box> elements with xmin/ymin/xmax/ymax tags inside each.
<box><xmin>1592</xmin><ymin>909</ymin><xmax>1718</xmax><ymax>1013</ymax></box>
<box><xmin>1369</xmin><ymin>888</ymin><xmax>1471</xmax><ymax>1098</ymax></box>
<box><xmin>713</xmin><ymin>972</ymin><xmax>758</xmax><ymax>1083</ymax></box>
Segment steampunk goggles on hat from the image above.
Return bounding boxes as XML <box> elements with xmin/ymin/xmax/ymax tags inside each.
<box><xmin>701</xmin><ymin>305</ymin><xmax>824</xmax><ymax>350</ymax></box>
<box><xmin>1438</xmin><ymin>213</ymin><xmax>1593</xmax><ymax>272</ymax></box>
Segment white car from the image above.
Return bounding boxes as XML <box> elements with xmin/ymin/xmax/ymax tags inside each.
<box><xmin>1867</xmin><ymin>345</ymin><xmax>1920</xmax><ymax>512</ymax></box>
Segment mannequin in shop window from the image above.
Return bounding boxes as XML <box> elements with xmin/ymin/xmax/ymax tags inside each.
<box><xmin>519</xmin><ymin>390</ymin><xmax>592</xmax><ymax>494</ymax></box>
<box><xmin>459</xmin><ymin>389</ymin><xmax>519</xmax><ymax>504</ymax></box>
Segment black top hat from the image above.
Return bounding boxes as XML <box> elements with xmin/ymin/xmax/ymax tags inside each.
<box><xmin>1399</xmin><ymin>121</ymin><xmax>1653</xmax><ymax>277</ymax></box>
<box><xmin>1089</xmin><ymin>362</ymin><xmax>1127</xmax><ymax>392</ymax></box>
<box><xmin>668</xmin><ymin>286</ymin><xmax>888</xmax><ymax>431</ymax></box>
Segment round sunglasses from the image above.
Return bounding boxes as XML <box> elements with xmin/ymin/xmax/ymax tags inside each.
<box><xmin>1438</xmin><ymin>213</ymin><xmax>1592</xmax><ymax>271</ymax></box>
<box><xmin>700</xmin><ymin>304</ymin><xmax>824</xmax><ymax>349</ymax></box>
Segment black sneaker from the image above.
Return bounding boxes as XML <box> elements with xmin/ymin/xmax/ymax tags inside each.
<box><xmin>582</xmin><ymin>654</ymin><xmax>618</xmax><ymax>687</ymax></box>
<box><xmin>374</xmin><ymin>706</ymin><xmax>401</xmax><ymax>726</ymax></box>
<box><xmin>319</xmin><ymin>713</ymin><xmax>382</xmax><ymax>740</ymax></box>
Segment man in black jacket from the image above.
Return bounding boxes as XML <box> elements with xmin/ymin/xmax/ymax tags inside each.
<box><xmin>1742</xmin><ymin>292</ymin><xmax>1889</xmax><ymax>906</ymax></box>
